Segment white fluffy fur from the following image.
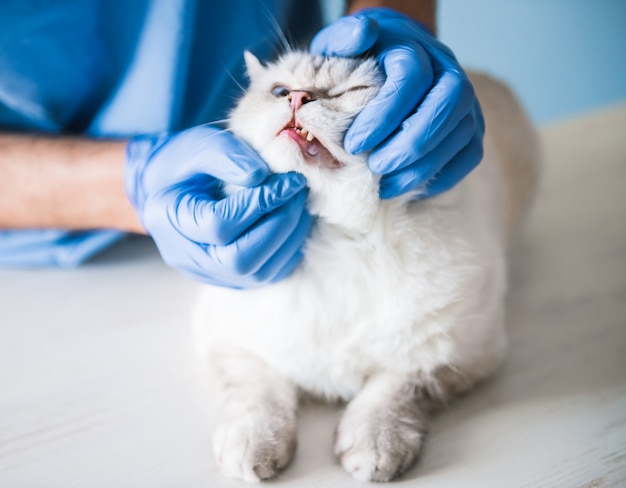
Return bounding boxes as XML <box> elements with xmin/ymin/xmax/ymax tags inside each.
<box><xmin>193</xmin><ymin>51</ymin><xmax>540</xmax><ymax>482</ymax></box>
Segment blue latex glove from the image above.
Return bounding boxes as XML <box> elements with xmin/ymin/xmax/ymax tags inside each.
<box><xmin>311</xmin><ymin>8</ymin><xmax>485</xmax><ymax>199</ymax></box>
<box><xmin>125</xmin><ymin>125</ymin><xmax>312</xmax><ymax>288</ymax></box>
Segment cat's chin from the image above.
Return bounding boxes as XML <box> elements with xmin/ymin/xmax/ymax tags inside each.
<box><xmin>261</xmin><ymin>140</ymin><xmax>381</xmax><ymax>232</ymax></box>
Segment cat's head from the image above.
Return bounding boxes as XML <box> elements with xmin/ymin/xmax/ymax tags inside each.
<box><xmin>229</xmin><ymin>51</ymin><xmax>385</xmax><ymax>230</ymax></box>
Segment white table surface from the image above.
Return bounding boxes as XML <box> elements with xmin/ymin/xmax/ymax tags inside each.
<box><xmin>1</xmin><ymin>104</ymin><xmax>625</xmax><ymax>487</ymax></box>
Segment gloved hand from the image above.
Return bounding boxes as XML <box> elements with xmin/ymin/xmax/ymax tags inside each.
<box><xmin>310</xmin><ymin>8</ymin><xmax>485</xmax><ymax>199</ymax></box>
<box><xmin>124</xmin><ymin>125</ymin><xmax>312</xmax><ymax>288</ymax></box>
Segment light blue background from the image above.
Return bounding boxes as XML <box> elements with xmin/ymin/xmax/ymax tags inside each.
<box><xmin>439</xmin><ymin>0</ymin><xmax>626</xmax><ymax>125</ymax></box>
<box><xmin>322</xmin><ymin>1</ymin><xmax>626</xmax><ymax>126</ymax></box>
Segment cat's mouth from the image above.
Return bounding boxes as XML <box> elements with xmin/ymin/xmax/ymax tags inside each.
<box><xmin>278</xmin><ymin>120</ymin><xmax>342</xmax><ymax>169</ymax></box>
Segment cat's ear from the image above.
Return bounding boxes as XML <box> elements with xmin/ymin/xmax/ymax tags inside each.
<box><xmin>243</xmin><ymin>51</ymin><xmax>264</xmax><ymax>82</ymax></box>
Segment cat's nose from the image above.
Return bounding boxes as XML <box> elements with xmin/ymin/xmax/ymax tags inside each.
<box><xmin>289</xmin><ymin>90</ymin><xmax>314</xmax><ymax>111</ymax></box>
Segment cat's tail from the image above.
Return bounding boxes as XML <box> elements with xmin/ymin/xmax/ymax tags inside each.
<box><xmin>469</xmin><ymin>71</ymin><xmax>542</xmax><ymax>245</ymax></box>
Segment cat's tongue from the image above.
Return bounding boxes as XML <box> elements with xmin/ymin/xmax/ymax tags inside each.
<box><xmin>279</xmin><ymin>120</ymin><xmax>341</xmax><ymax>169</ymax></box>
<box><xmin>281</xmin><ymin>128</ymin><xmax>322</xmax><ymax>158</ymax></box>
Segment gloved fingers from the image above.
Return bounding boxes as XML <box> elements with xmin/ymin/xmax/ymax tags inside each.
<box><xmin>380</xmin><ymin>111</ymin><xmax>476</xmax><ymax>199</ymax></box>
<box><xmin>345</xmin><ymin>43</ymin><xmax>433</xmax><ymax>155</ymax></box>
<box><xmin>268</xmin><ymin>248</ymin><xmax>305</xmax><ymax>284</ymax></box>
<box><xmin>310</xmin><ymin>14</ymin><xmax>380</xmax><ymax>57</ymax></box>
<box><xmin>165</xmin><ymin>126</ymin><xmax>271</xmax><ymax>187</ymax></box>
<box><xmin>208</xmin><ymin>189</ymin><xmax>311</xmax><ymax>279</ymax></box>
<box><xmin>389</xmin><ymin>67</ymin><xmax>476</xmax><ymax>167</ymax></box>
<box><xmin>421</xmin><ymin>130</ymin><xmax>484</xmax><ymax>198</ymax></box>
<box><xmin>372</xmin><ymin>107</ymin><xmax>476</xmax><ymax>178</ymax></box>
<box><xmin>166</xmin><ymin>173</ymin><xmax>308</xmax><ymax>246</ymax></box>
<box><xmin>252</xmin><ymin>209</ymin><xmax>314</xmax><ymax>284</ymax></box>
<box><xmin>473</xmin><ymin>98</ymin><xmax>486</xmax><ymax>136</ymax></box>
<box><xmin>361</xmin><ymin>9</ymin><xmax>457</xmax><ymax>60</ymax></box>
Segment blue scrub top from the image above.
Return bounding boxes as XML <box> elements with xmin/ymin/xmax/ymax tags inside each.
<box><xmin>0</xmin><ymin>0</ymin><xmax>323</xmax><ymax>266</ymax></box>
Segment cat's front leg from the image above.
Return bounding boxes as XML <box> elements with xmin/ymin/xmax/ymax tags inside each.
<box><xmin>209</xmin><ymin>345</ymin><xmax>298</xmax><ymax>483</ymax></box>
<box><xmin>335</xmin><ymin>371</ymin><xmax>426</xmax><ymax>482</ymax></box>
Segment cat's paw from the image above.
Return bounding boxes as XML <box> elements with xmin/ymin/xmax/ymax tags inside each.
<box><xmin>213</xmin><ymin>407</ymin><xmax>297</xmax><ymax>483</ymax></box>
<box><xmin>334</xmin><ymin>405</ymin><xmax>425</xmax><ymax>482</ymax></box>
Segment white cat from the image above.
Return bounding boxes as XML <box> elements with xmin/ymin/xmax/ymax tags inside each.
<box><xmin>193</xmin><ymin>50</ymin><xmax>539</xmax><ymax>482</ymax></box>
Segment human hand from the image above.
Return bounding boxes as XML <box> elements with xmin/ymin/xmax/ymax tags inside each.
<box><xmin>124</xmin><ymin>125</ymin><xmax>312</xmax><ymax>288</ymax></box>
<box><xmin>310</xmin><ymin>8</ymin><xmax>485</xmax><ymax>199</ymax></box>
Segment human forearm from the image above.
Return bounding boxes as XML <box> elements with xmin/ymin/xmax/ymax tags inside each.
<box><xmin>346</xmin><ymin>0</ymin><xmax>437</xmax><ymax>34</ymax></box>
<box><xmin>0</xmin><ymin>134</ymin><xmax>143</xmax><ymax>232</ymax></box>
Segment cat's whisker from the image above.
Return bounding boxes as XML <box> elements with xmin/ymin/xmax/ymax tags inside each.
<box><xmin>257</xmin><ymin>2</ymin><xmax>293</xmax><ymax>54</ymax></box>
<box><xmin>196</xmin><ymin>126</ymin><xmax>235</xmax><ymax>140</ymax></box>
<box><xmin>205</xmin><ymin>118</ymin><xmax>231</xmax><ymax>127</ymax></box>
<box><xmin>220</xmin><ymin>62</ymin><xmax>247</xmax><ymax>95</ymax></box>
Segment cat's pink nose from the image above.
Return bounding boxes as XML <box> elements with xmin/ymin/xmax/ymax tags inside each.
<box><xmin>289</xmin><ymin>90</ymin><xmax>313</xmax><ymax>111</ymax></box>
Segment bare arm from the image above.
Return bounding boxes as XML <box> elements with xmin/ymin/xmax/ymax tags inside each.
<box><xmin>0</xmin><ymin>134</ymin><xmax>144</xmax><ymax>233</ymax></box>
<box><xmin>346</xmin><ymin>0</ymin><xmax>437</xmax><ymax>34</ymax></box>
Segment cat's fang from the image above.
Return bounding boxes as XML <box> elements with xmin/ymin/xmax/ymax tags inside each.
<box><xmin>297</xmin><ymin>127</ymin><xmax>316</xmax><ymax>143</ymax></box>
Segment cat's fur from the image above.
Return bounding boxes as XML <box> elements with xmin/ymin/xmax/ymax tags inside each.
<box><xmin>193</xmin><ymin>50</ymin><xmax>539</xmax><ymax>482</ymax></box>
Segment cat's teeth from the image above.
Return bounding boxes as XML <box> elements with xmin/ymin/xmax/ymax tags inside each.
<box><xmin>293</xmin><ymin>125</ymin><xmax>316</xmax><ymax>142</ymax></box>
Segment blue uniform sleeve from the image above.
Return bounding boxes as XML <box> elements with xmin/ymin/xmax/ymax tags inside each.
<box><xmin>0</xmin><ymin>1</ymin><xmax>142</xmax><ymax>267</ymax></box>
<box><xmin>0</xmin><ymin>230</ymin><xmax>125</xmax><ymax>267</ymax></box>
<box><xmin>0</xmin><ymin>1</ymin><xmax>152</xmax><ymax>267</ymax></box>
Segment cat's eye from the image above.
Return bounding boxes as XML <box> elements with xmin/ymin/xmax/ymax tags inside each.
<box><xmin>271</xmin><ymin>85</ymin><xmax>290</xmax><ymax>98</ymax></box>
<box><xmin>327</xmin><ymin>85</ymin><xmax>373</xmax><ymax>99</ymax></box>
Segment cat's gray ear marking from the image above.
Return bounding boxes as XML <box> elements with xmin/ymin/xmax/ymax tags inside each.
<box><xmin>243</xmin><ymin>51</ymin><xmax>264</xmax><ymax>81</ymax></box>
